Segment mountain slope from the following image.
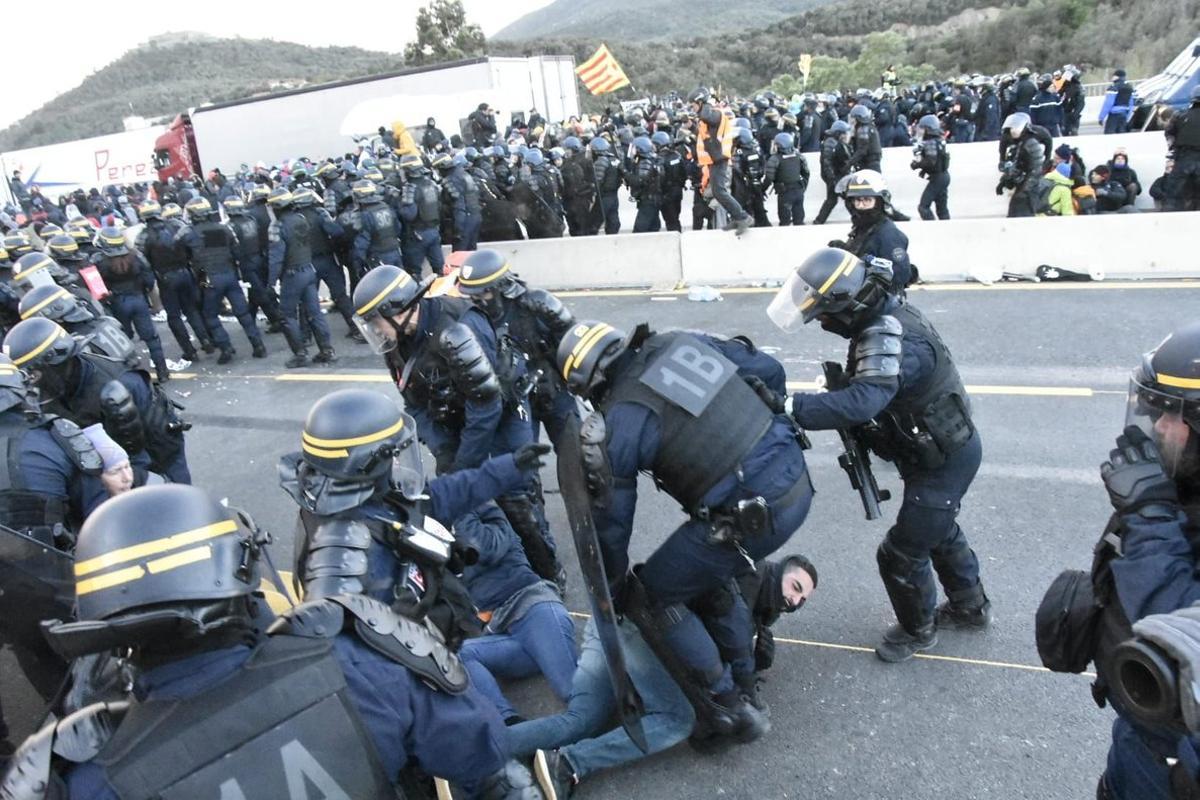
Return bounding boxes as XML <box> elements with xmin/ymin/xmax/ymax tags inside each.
<box><xmin>0</xmin><ymin>38</ymin><xmax>404</xmax><ymax>151</ymax></box>
<box><xmin>494</xmin><ymin>0</ymin><xmax>837</xmax><ymax>41</ymax></box>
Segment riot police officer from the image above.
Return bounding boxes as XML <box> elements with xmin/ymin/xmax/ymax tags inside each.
<box><xmin>134</xmin><ymin>200</ymin><xmax>213</xmax><ymax>362</ymax></box>
<box><xmin>628</xmin><ymin>136</ymin><xmax>663</xmax><ymax>233</ymax></box>
<box><xmin>267</xmin><ymin>187</ymin><xmax>336</xmax><ymax>368</ymax></box>
<box><xmin>18</xmin><ymin>284</ymin><xmax>147</xmax><ymax>371</ymax></box>
<box><xmin>912</xmin><ymin>115</ymin><xmax>951</xmax><ymax>221</ymax></box>
<box><xmin>435</xmin><ymin>153</ymin><xmax>483</xmax><ymax>251</ymax></box>
<box><xmin>0</xmin><ymin>483</ymin><xmax>541</xmax><ymax>799</ymax></box>
<box><xmin>351</xmin><ymin>265</ymin><xmax>563</xmax><ymax>587</ymax></box>
<box><xmin>454</xmin><ymin>249</ymin><xmax>577</xmax><ymax>448</ymax></box>
<box><xmin>351</xmin><ymin>179</ymin><xmax>403</xmax><ymax>273</ymax></box>
<box><xmin>764</xmin><ymin>132</ymin><xmax>809</xmax><ymax>226</ymax></box>
<box><xmin>766</xmin><ymin>248</ymin><xmax>989</xmax><ymax>661</ymax></box>
<box><xmin>492</xmin><ymin>144</ymin><xmax>517</xmax><ymax>198</ymax></box>
<box><xmin>831</xmin><ymin>170</ymin><xmax>912</xmax><ymax>293</ymax></box>
<box><xmin>847</xmin><ymin>104</ymin><xmax>883</xmax><ymax>173</ymax></box>
<box><xmin>398</xmin><ymin>154</ymin><xmax>445</xmax><ymax>278</ymax></box>
<box><xmin>178</xmin><ymin>197</ymin><xmax>267</xmax><ymax>364</ymax></box>
<box><xmin>224</xmin><ymin>197</ymin><xmax>285</xmax><ymax>332</ymax></box>
<box><xmin>513</xmin><ymin>150</ymin><xmax>564</xmax><ymax>240</ymax></box>
<box><xmin>732</xmin><ymin>127</ymin><xmax>770</xmax><ymax>227</ymax></box>
<box><xmin>1166</xmin><ymin>86</ymin><xmax>1200</xmax><ymax>212</ymax></box>
<box><xmin>553</xmin><ymin>319</ymin><xmax>814</xmax><ymax>745</ymax></box>
<box><xmin>4</xmin><ymin>317</ymin><xmax>191</xmax><ymax>485</ymax></box>
<box><xmin>292</xmin><ymin>188</ymin><xmax>362</xmax><ymax>342</ymax></box>
<box><xmin>561</xmin><ymin>136</ymin><xmax>600</xmax><ymax>236</ymax></box>
<box><xmin>87</xmin><ymin>227</ymin><xmax>170</xmax><ymax>383</ymax></box>
<box><xmin>974</xmin><ymin>79</ymin><xmax>1003</xmax><ymax>142</ymax></box>
<box><xmin>998</xmin><ymin>112</ymin><xmax>1049</xmax><ymax>218</ymax></box>
<box><xmin>655</xmin><ymin>131</ymin><xmax>687</xmax><ymax>233</ymax></box>
<box><xmin>814</xmin><ymin>120</ymin><xmax>852</xmax><ymax>225</ymax></box>
<box><xmin>591</xmin><ymin>137</ymin><xmax>623</xmax><ymax>235</ymax></box>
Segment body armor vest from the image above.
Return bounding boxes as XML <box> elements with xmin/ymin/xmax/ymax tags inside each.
<box><xmin>142</xmin><ymin>222</ymin><xmax>186</xmax><ymax>274</ymax></box>
<box><xmin>279</xmin><ymin>210</ymin><xmax>313</xmax><ymax>269</ymax></box>
<box><xmin>227</xmin><ymin>214</ymin><xmax>261</xmax><ymax>263</ymax></box>
<box><xmin>188</xmin><ymin>221</ymin><xmax>236</xmax><ymax>275</ymax></box>
<box><xmin>297</xmin><ymin>207</ymin><xmax>334</xmax><ymax>257</ymax></box>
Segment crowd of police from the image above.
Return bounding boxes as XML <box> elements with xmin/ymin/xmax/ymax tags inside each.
<box><xmin>0</xmin><ymin>72</ymin><xmax>1195</xmax><ymax>799</ymax></box>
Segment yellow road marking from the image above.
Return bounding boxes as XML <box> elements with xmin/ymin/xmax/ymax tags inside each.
<box><xmin>556</xmin><ymin>280</ymin><xmax>1200</xmax><ymax>298</ymax></box>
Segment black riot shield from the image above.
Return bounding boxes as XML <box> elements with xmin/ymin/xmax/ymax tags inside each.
<box><xmin>554</xmin><ymin>415</ymin><xmax>648</xmax><ymax>753</ymax></box>
<box><xmin>0</xmin><ymin>524</ymin><xmax>74</xmax><ymax>651</ymax></box>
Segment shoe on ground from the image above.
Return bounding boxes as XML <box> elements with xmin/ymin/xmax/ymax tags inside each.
<box><xmin>346</xmin><ymin>328</ymin><xmax>366</xmax><ymax>343</ymax></box>
<box><xmin>312</xmin><ymin>348</ymin><xmax>337</xmax><ymax>364</ymax></box>
<box><xmin>875</xmin><ymin>623</ymin><xmax>938</xmax><ymax>663</ymax></box>
<box><xmin>936</xmin><ymin>598</ymin><xmax>993</xmax><ymax>630</ymax></box>
<box><xmin>285</xmin><ymin>353</ymin><xmax>309</xmax><ymax>369</ymax></box>
<box><xmin>201</xmin><ymin>340</ymin><xmax>216</xmax><ymax>354</ymax></box>
<box><xmin>217</xmin><ymin>348</ymin><xmax>235</xmax><ymax>365</ymax></box>
<box><xmin>533</xmin><ymin>749</ymin><xmax>576</xmax><ymax>800</ymax></box>
<box><xmin>252</xmin><ymin>341</ymin><xmax>267</xmax><ymax>358</ymax></box>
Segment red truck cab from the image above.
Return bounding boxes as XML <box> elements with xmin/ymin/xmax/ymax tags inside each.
<box><xmin>153</xmin><ymin>113</ymin><xmax>201</xmax><ymax>183</ymax></box>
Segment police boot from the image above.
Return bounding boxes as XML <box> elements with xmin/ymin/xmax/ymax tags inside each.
<box><xmin>251</xmin><ymin>340</ymin><xmax>267</xmax><ymax>359</ymax></box>
<box><xmin>532</xmin><ymin>749</ymin><xmax>577</xmax><ymax>800</ymax></box>
<box><xmin>217</xmin><ymin>346</ymin><xmax>235</xmax><ymax>365</ymax></box>
<box><xmin>181</xmin><ymin>345</ymin><xmax>199</xmax><ymax>361</ymax></box>
<box><xmin>282</xmin><ymin>329</ymin><xmax>308</xmax><ymax>369</ymax></box>
<box><xmin>875</xmin><ymin>622</ymin><xmax>938</xmax><ymax>663</ymax></box>
<box><xmin>936</xmin><ymin>583</ymin><xmax>993</xmax><ymax>630</ymax></box>
<box><xmin>200</xmin><ymin>338</ymin><xmax>217</xmax><ymax>354</ymax></box>
<box><xmin>734</xmin><ymin>672</ymin><xmax>769</xmax><ymax>715</ymax></box>
<box><xmin>706</xmin><ymin>689</ymin><xmax>771</xmax><ymax>745</ymax></box>
<box><xmin>496</xmin><ymin>495</ymin><xmax>561</xmax><ymax>585</ymax></box>
<box><xmin>313</xmin><ymin>347</ymin><xmax>337</xmax><ymax>364</ymax></box>
<box><xmin>345</xmin><ymin>326</ymin><xmax>366</xmax><ymax>343</ymax></box>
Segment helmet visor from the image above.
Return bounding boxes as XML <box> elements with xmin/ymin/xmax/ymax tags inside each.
<box><xmin>1125</xmin><ymin>376</ymin><xmax>1198</xmax><ymax>479</ymax></box>
<box><xmin>391</xmin><ymin>433</ymin><xmax>426</xmax><ymax>500</ymax></box>
<box><xmin>767</xmin><ymin>270</ymin><xmax>821</xmax><ymax>332</ymax></box>
<box><xmin>356</xmin><ymin>314</ymin><xmax>397</xmax><ymax>354</ymax></box>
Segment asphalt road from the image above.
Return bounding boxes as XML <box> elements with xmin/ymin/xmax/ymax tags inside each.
<box><xmin>4</xmin><ymin>278</ymin><xmax>1198</xmax><ymax>798</ymax></box>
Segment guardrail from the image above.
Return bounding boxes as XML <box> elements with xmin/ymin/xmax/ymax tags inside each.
<box><xmin>1082</xmin><ymin>79</ymin><xmax>1146</xmax><ymax>98</ymax></box>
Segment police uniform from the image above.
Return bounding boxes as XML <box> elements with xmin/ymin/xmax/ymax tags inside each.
<box><xmin>764</xmin><ymin>139</ymin><xmax>810</xmax><ymax>226</ymax></box>
<box><xmin>88</xmin><ymin>235</ymin><xmax>169</xmax><ymax>382</ymax></box>
<box><xmin>592</xmin><ymin>144</ymin><xmax>624</xmax><ymax>235</ymax></box>
<box><xmin>134</xmin><ymin>216</ymin><xmax>211</xmax><ymax>360</ymax></box>
<box><xmin>440</xmin><ymin>163</ymin><xmax>483</xmax><ymax>251</ymax></box>
<box><xmin>226</xmin><ymin>202</ymin><xmax>284</xmax><ymax>328</ymax></box>
<box><xmin>814</xmin><ymin>128</ymin><xmax>851</xmax><ymax>225</ymax></box>
<box><xmin>912</xmin><ymin>124</ymin><xmax>951</xmax><ymax>221</ymax></box>
<box><xmin>294</xmin><ymin>197</ymin><xmax>358</xmax><ymax>337</ymax></box>
<box><xmin>558</xmin><ymin>322</ymin><xmax>813</xmax><ymax>727</ymax></box>
<box><xmin>1167</xmin><ymin>98</ymin><xmax>1200</xmax><ymax>212</ymax></box>
<box><xmin>629</xmin><ymin>148</ymin><xmax>663</xmax><ymax>233</ymax></box>
<box><xmin>267</xmin><ymin>193</ymin><xmax>335</xmax><ymax>365</ymax></box>
<box><xmin>843</xmin><ymin>208</ymin><xmax>912</xmax><ymax>293</ymax></box>
<box><xmin>399</xmin><ymin>171</ymin><xmax>445</xmax><ymax>278</ymax></box>
<box><xmin>178</xmin><ymin>208</ymin><xmax>265</xmax><ymax>360</ymax></box>
<box><xmin>351</xmin><ymin>187</ymin><xmax>403</xmax><ymax>271</ymax></box>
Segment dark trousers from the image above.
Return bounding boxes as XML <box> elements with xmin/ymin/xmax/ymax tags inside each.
<box><xmin>312</xmin><ymin>253</ymin><xmax>355</xmax><ymax>330</ymax></box>
<box><xmin>707</xmin><ymin>160</ymin><xmax>748</xmax><ymax>222</ymax></box>
<box><xmin>814</xmin><ymin>179</ymin><xmax>840</xmax><ymax>224</ymax></box>
<box><xmin>401</xmin><ymin>227</ymin><xmax>444</xmax><ymax>279</ymax></box>
<box><xmin>157</xmin><ymin>268</ymin><xmax>210</xmax><ymax>355</ymax></box>
<box><xmin>1104</xmin><ymin>114</ymin><xmax>1130</xmax><ymax>134</ymax></box>
<box><xmin>660</xmin><ymin>192</ymin><xmax>683</xmax><ymax>232</ymax></box>
<box><xmin>692</xmin><ymin>188</ymin><xmax>715</xmax><ymax>230</ymax></box>
<box><xmin>455</xmin><ymin>212</ymin><xmax>481</xmax><ymax>251</ymax></box>
<box><xmin>201</xmin><ymin>270</ymin><xmax>262</xmax><ymax>351</ymax></box>
<box><xmin>240</xmin><ymin>256</ymin><xmax>283</xmax><ymax>326</ymax></box>
<box><xmin>279</xmin><ymin>264</ymin><xmax>330</xmax><ymax>353</ymax></box>
<box><xmin>599</xmin><ymin>192</ymin><xmax>620</xmax><ymax>234</ymax></box>
<box><xmin>918</xmin><ymin>172</ymin><xmax>951</xmax><ymax>220</ymax></box>
<box><xmin>777</xmin><ymin>185</ymin><xmax>806</xmax><ymax>225</ymax></box>
<box><xmin>1166</xmin><ymin>151</ymin><xmax>1200</xmax><ymax>211</ymax></box>
<box><xmin>634</xmin><ymin>200</ymin><xmax>661</xmax><ymax>233</ymax></box>
<box><xmin>108</xmin><ymin>292</ymin><xmax>166</xmax><ymax>375</ymax></box>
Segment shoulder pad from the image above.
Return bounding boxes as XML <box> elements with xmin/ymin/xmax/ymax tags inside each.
<box><xmin>0</xmin><ymin>718</ymin><xmax>57</xmax><ymax>799</ymax></box>
<box><xmin>268</xmin><ymin>596</ymin><xmax>347</xmax><ymax>639</ymax></box>
<box><xmin>333</xmin><ymin>593</ymin><xmax>469</xmax><ymax>694</ymax></box>
<box><xmin>308</xmin><ymin>517</ymin><xmax>373</xmax><ymax>550</ymax></box>
<box><xmin>580</xmin><ymin>410</ymin><xmax>612</xmax><ymax>506</ymax></box>
<box><xmin>521</xmin><ymin>288</ymin><xmax>574</xmax><ymax>333</ymax></box>
<box><xmin>52</xmin><ymin>700</ymin><xmax>129</xmax><ymax>763</ymax></box>
<box><xmin>853</xmin><ymin>315</ymin><xmax>903</xmax><ymax>380</ymax></box>
<box><xmin>437</xmin><ymin>323</ymin><xmax>500</xmax><ymax>403</ymax></box>
<box><xmin>46</xmin><ymin>416</ymin><xmax>104</xmax><ymax>476</ymax></box>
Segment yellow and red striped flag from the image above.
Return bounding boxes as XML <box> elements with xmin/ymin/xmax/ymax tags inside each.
<box><xmin>575</xmin><ymin>44</ymin><xmax>630</xmax><ymax>95</ymax></box>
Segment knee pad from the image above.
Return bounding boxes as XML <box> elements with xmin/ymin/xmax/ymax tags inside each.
<box><xmin>876</xmin><ymin>536</ymin><xmax>923</xmax><ymax>583</ymax></box>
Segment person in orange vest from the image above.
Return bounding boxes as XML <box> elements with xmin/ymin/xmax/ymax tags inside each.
<box><xmin>688</xmin><ymin>87</ymin><xmax>751</xmax><ymax>235</ymax></box>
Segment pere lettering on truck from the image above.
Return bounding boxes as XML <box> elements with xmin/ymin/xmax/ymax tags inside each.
<box><xmin>94</xmin><ymin>149</ymin><xmax>152</xmax><ymax>183</ymax></box>
<box><xmin>639</xmin><ymin>336</ymin><xmax>736</xmax><ymax>417</ymax></box>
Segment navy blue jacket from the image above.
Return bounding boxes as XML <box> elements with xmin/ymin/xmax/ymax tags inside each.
<box><xmin>456</xmin><ymin>502</ymin><xmax>540</xmax><ymax>612</ymax></box>
<box><xmin>352</xmin><ymin>203</ymin><xmax>402</xmax><ymax>268</ymax></box>
<box><xmin>60</xmin><ymin>360</ymin><xmax>161</xmax><ymax>482</ymax></box>
<box><xmin>852</xmin><ymin>218</ymin><xmax>911</xmax><ymax>292</ymax></box>
<box><xmin>3</xmin><ymin>409</ymin><xmax>108</xmax><ymax>526</ymax></box>
<box><xmin>65</xmin><ymin>637</ymin><xmax>509</xmax><ymax>798</ymax></box>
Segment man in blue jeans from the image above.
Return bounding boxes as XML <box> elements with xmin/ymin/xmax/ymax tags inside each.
<box><xmin>457</xmin><ymin>504</ymin><xmax>578</xmax><ymax>722</ymax></box>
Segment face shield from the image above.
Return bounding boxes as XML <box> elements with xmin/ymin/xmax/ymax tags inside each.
<box><xmin>1126</xmin><ymin>372</ymin><xmax>1200</xmax><ymax>480</ymax></box>
<box><xmin>355</xmin><ymin>313</ymin><xmax>396</xmax><ymax>354</ymax></box>
<box><xmin>767</xmin><ymin>270</ymin><xmax>822</xmax><ymax>332</ymax></box>
<box><xmin>390</xmin><ymin>430</ymin><xmax>426</xmax><ymax>500</ymax></box>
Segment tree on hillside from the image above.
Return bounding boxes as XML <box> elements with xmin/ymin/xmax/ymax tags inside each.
<box><xmin>404</xmin><ymin>0</ymin><xmax>487</xmax><ymax>66</ymax></box>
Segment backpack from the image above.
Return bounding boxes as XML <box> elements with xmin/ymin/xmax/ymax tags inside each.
<box><xmin>1030</xmin><ymin>177</ymin><xmax>1057</xmax><ymax>216</ymax></box>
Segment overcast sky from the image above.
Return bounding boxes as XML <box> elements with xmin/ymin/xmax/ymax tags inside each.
<box><xmin>1</xmin><ymin>0</ymin><xmax>553</xmax><ymax>129</ymax></box>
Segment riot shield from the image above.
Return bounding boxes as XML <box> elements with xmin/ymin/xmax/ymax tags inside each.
<box><xmin>553</xmin><ymin>415</ymin><xmax>648</xmax><ymax>753</ymax></box>
<box><xmin>0</xmin><ymin>524</ymin><xmax>74</xmax><ymax>651</ymax></box>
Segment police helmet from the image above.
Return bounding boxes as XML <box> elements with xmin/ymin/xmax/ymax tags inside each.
<box><xmin>42</xmin><ymin>485</ymin><xmax>264</xmax><ymax>658</ymax></box>
<box><xmin>65</xmin><ymin>219</ymin><xmax>95</xmax><ymax>243</ymax></box>
<box><xmin>733</xmin><ymin>117</ymin><xmax>751</xmax><ymax>131</ymax></box>
<box><xmin>767</xmin><ymin>248</ymin><xmax>892</xmax><ymax>335</ymax></box>
<box><xmin>650</xmin><ymin>131</ymin><xmax>672</xmax><ymax>148</ymax></box>
<box><xmin>13</xmin><ymin>252</ymin><xmax>63</xmax><ymax>289</ymax></box>
<box><xmin>457</xmin><ymin>249</ymin><xmax>515</xmax><ymax>298</ymax></box>
<box><xmin>774</xmin><ymin>132</ymin><xmax>795</xmax><ymax>153</ymax></box>
<box><xmin>292</xmin><ymin>188</ymin><xmax>317</xmax><ymax>207</ymax></box>
<box><xmin>430</xmin><ymin>153</ymin><xmax>453</xmax><ymax>172</ymax></box>
<box><xmin>399</xmin><ymin>154</ymin><xmax>425</xmax><ymax>177</ymax></box>
<box><xmin>549</xmin><ymin>147</ymin><xmax>565</xmax><ymax>163</ymax></box>
<box><xmin>0</xmin><ymin>355</ymin><xmax>28</xmax><ymax>414</ymax></box>
<box><xmin>1015</xmin><ymin>67</ymin><xmax>1032</xmax><ymax>78</ymax></box>
<box><xmin>300</xmin><ymin>389</ymin><xmax>424</xmax><ymax>497</ymax></box>
<box><xmin>562</xmin><ymin>136</ymin><xmax>583</xmax><ymax>153</ymax></box>
<box><xmin>843</xmin><ymin>169</ymin><xmax>889</xmax><ymax>199</ymax></box>
<box><xmin>589</xmin><ymin>137</ymin><xmax>610</xmax><ymax>154</ymax></box>
<box><xmin>632</xmin><ymin>136</ymin><xmax>654</xmax><ymax>156</ymax></box>
<box><xmin>0</xmin><ymin>245</ymin><xmax>9</xmax><ymax>267</ymax></box>
<box><xmin>358</xmin><ymin>166</ymin><xmax>384</xmax><ymax>183</ymax></box>
<box><xmin>184</xmin><ymin>196</ymin><xmax>214</xmax><ymax>220</ymax></box>
<box><xmin>291</xmin><ymin>160</ymin><xmax>309</xmax><ymax>178</ymax></box>
<box><xmin>918</xmin><ymin>114</ymin><xmax>942</xmax><ymax>135</ymax></box>
<box><xmin>138</xmin><ymin>200</ymin><xmax>162</xmax><ymax>220</ymax></box>
<box><xmin>3</xmin><ymin>231</ymin><xmax>33</xmax><ymax>257</ymax></box>
<box><xmin>464</xmin><ymin>146</ymin><xmax>480</xmax><ymax>162</ymax></box>
<box><xmin>688</xmin><ymin>86</ymin><xmax>711</xmax><ymax>105</ymax></box>
<box><xmin>765</xmin><ymin>107</ymin><xmax>780</xmax><ymax>121</ymax></box>
<box><xmin>46</xmin><ymin>235</ymin><xmax>83</xmax><ymax>265</ymax></box>
<box><xmin>351</xmin><ymin>265</ymin><xmax>431</xmax><ymax>353</ymax></box>
<box><xmin>450</xmin><ymin>153</ymin><xmax>469</xmax><ymax>170</ymax></box>
<box><xmin>314</xmin><ymin>161</ymin><xmax>337</xmax><ymax>179</ymax></box>
<box><xmin>829</xmin><ymin>120</ymin><xmax>851</xmax><ymax>136</ymax></box>
<box><xmin>526</xmin><ymin>149</ymin><xmax>545</xmax><ymax>167</ymax></box>
<box><xmin>849</xmin><ymin>104</ymin><xmax>872</xmax><ymax>122</ymax></box>
<box><xmin>19</xmin><ymin>283</ymin><xmax>91</xmax><ymax>324</ymax></box>
<box><xmin>223</xmin><ymin>197</ymin><xmax>246</xmax><ymax>214</ymax></box>
<box><xmin>267</xmin><ymin>186</ymin><xmax>295</xmax><ymax>208</ymax></box>
<box><xmin>733</xmin><ymin>128</ymin><xmax>753</xmax><ymax>147</ymax></box>
<box><xmin>38</xmin><ymin>223</ymin><xmax>63</xmax><ymax>239</ymax></box>
<box><xmin>1126</xmin><ymin>322</ymin><xmax>1200</xmax><ymax>480</ymax></box>
<box><xmin>380</xmin><ymin>158</ymin><xmax>399</xmax><ymax>175</ymax></box>
<box><xmin>3</xmin><ymin>317</ymin><xmax>79</xmax><ymax>369</ymax></box>
<box><xmin>161</xmin><ymin>202</ymin><xmax>183</xmax><ymax>219</ymax></box>
<box><xmin>556</xmin><ymin>320</ymin><xmax>630</xmax><ymax>399</ymax></box>
<box><xmin>1002</xmin><ymin>111</ymin><xmax>1031</xmax><ymax>136</ymax></box>
<box><xmin>1038</xmin><ymin>73</ymin><xmax>1054</xmax><ymax>89</ymax></box>
<box><xmin>251</xmin><ymin>184</ymin><xmax>272</xmax><ymax>202</ymax></box>
<box><xmin>492</xmin><ymin>143</ymin><xmax>510</xmax><ymax>159</ymax></box>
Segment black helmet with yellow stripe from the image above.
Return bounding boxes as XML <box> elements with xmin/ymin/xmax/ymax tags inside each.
<box><xmin>767</xmin><ymin>247</ymin><xmax>892</xmax><ymax>336</ymax></box>
<box><xmin>185</xmin><ymin>196</ymin><xmax>214</xmax><ymax>221</ymax></box>
<box><xmin>3</xmin><ymin>317</ymin><xmax>79</xmax><ymax>368</ymax></box>
<box><xmin>556</xmin><ymin>320</ymin><xmax>628</xmax><ymax>399</ymax></box>
<box><xmin>351</xmin><ymin>265</ymin><xmax>431</xmax><ymax>353</ymax></box>
<box><xmin>19</xmin><ymin>283</ymin><xmax>92</xmax><ymax>325</ymax></box>
<box><xmin>2</xmin><ymin>231</ymin><xmax>33</xmax><ymax>257</ymax></box>
<box><xmin>42</xmin><ymin>484</ymin><xmax>264</xmax><ymax>658</ymax></box>
<box><xmin>96</xmin><ymin>225</ymin><xmax>129</xmax><ymax>255</ymax></box>
<box><xmin>457</xmin><ymin>249</ymin><xmax>514</xmax><ymax>297</ymax></box>
<box><xmin>299</xmin><ymin>389</ymin><xmax>423</xmax><ymax>497</ymax></box>
<box><xmin>0</xmin><ymin>354</ymin><xmax>30</xmax><ymax>413</ymax></box>
<box><xmin>13</xmin><ymin>252</ymin><xmax>68</xmax><ymax>289</ymax></box>
<box><xmin>267</xmin><ymin>186</ymin><xmax>294</xmax><ymax>208</ymax></box>
<box><xmin>46</xmin><ymin>234</ymin><xmax>84</xmax><ymax>264</ymax></box>
<box><xmin>1127</xmin><ymin>322</ymin><xmax>1200</xmax><ymax>480</ymax></box>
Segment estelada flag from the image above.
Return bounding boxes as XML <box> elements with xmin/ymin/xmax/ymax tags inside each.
<box><xmin>575</xmin><ymin>44</ymin><xmax>631</xmax><ymax>95</ymax></box>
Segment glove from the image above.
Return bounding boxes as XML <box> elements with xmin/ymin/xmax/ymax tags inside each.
<box><xmin>513</xmin><ymin>442</ymin><xmax>552</xmax><ymax>471</ymax></box>
<box><xmin>1132</xmin><ymin>604</ymin><xmax>1200</xmax><ymax>734</ymax></box>
<box><xmin>753</xmin><ymin>624</ymin><xmax>776</xmax><ymax>672</ymax></box>
<box><xmin>827</xmin><ymin>239</ymin><xmax>847</xmax><ymax>250</ymax></box>
<box><xmin>1101</xmin><ymin>425</ymin><xmax>1179</xmax><ymax>515</ymax></box>
<box><xmin>744</xmin><ymin>375</ymin><xmax>785</xmax><ymax>414</ymax></box>
<box><xmin>995</xmin><ymin>183</ymin><xmax>1004</xmax><ymax>196</ymax></box>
